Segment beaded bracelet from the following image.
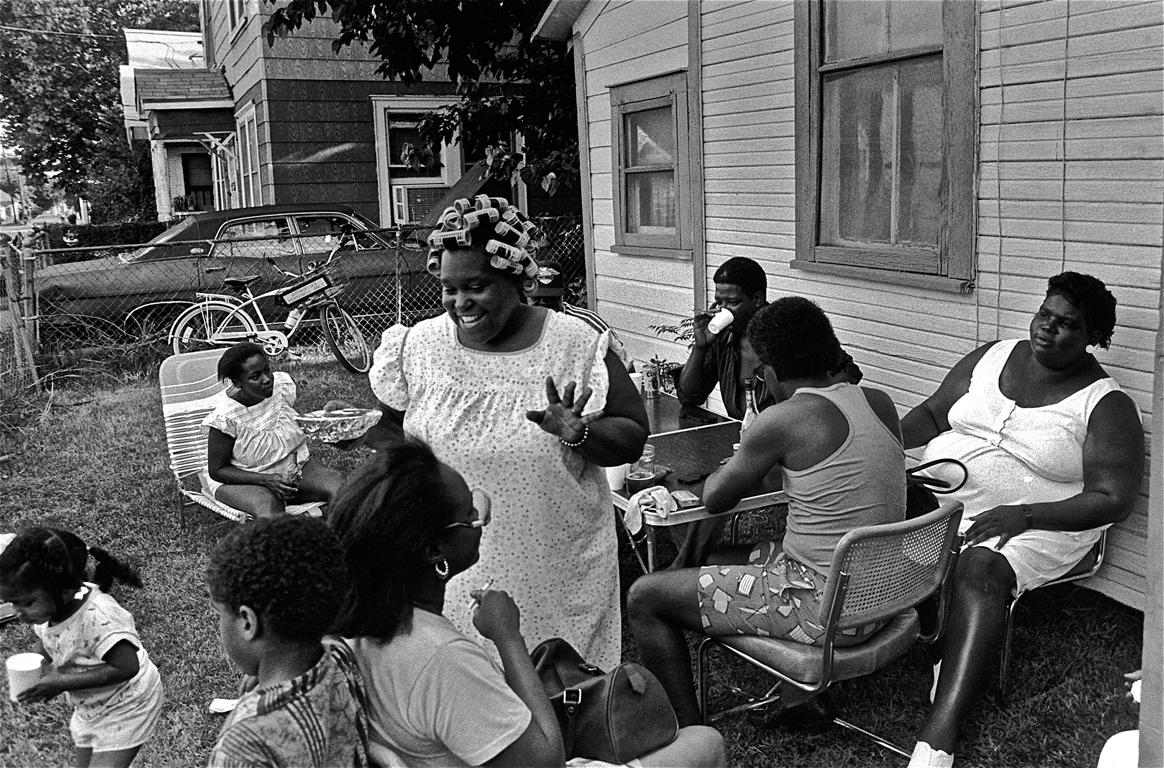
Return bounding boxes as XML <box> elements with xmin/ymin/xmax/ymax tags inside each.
<box><xmin>559</xmin><ymin>424</ymin><xmax>589</xmax><ymax>448</ymax></box>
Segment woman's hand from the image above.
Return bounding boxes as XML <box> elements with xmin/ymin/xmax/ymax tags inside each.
<box><xmin>17</xmin><ymin>668</ymin><xmax>66</xmax><ymax>703</ymax></box>
<box><xmin>259</xmin><ymin>473</ymin><xmax>298</xmax><ymax>500</ymax></box>
<box><xmin>525</xmin><ymin>377</ymin><xmax>604</xmax><ymax>444</ymax></box>
<box><xmin>964</xmin><ymin>505</ymin><xmax>1029</xmax><ymax>548</ymax></box>
<box><xmin>471</xmin><ymin>589</ymin><xmax>522</xmax><ymax>643</ymax></box>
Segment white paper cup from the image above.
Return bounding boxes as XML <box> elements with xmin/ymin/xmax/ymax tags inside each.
<box><xmin>606</xmin><ymin>464</ymin><xmax>629</xmax><ymax>491</ymax></box>
<box><xmin>6</xmin><ymin>653</ymin><xmax>45</xmax><ymax>702</ymax></box>
<box><xmin>707</xmin><ymin>307</ymin><xmax>735</xmax><ymax>335</ymax></box>
<box><xmin>628</xmin><ymin>372</ymin><xmax>643</xmax><ymax>393</ymax></box>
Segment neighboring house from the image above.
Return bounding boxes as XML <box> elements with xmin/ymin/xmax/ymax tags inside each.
<box><xmin>0</xmin><ymin>191</ymin><xmax>24</xmax><ymax>224</ymax></box>
<box><xmin>122</xmin><ymin>2</ymin><xmax>480</xmax><ymax>225</ymax></box>
<box><xmin>120</xmin><ymin>29</ymin><xmax>224</xmax><ymax>220</ymax></box>
<box><xmin>534</xmin><ymin>0</ymin><xmax>1162</xmax><ymax>616</ymax></box>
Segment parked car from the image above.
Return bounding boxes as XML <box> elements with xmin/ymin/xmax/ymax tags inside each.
<box><xmin>30</xmin><ymin>212</ymin><xmax>67</xmax><ymax>227</ymax></box>
<box><xmin>33</xmin><ymin>204</ymin><xmax>440</xmax><ymax>342</ymax></box>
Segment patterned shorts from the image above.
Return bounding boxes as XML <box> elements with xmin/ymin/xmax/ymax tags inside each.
<box><xmin>697</xmin><ymin>541</ymin><xmax>882</xmax><ymax>646</ymax></box>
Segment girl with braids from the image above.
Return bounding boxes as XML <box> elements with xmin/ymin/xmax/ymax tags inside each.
<box><xmin>0</xmin><ymin>527</ymin><xmax>163</xmax><ymax>768</ymax></box>
<box><xmin>367</xmin><ymin>196</ymin><xmax>648</xmax><ymax>671</ymax></box>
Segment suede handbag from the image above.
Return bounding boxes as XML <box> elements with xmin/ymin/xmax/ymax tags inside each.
<box><xmin>530</xmin><ymin>638</ymin><xmax>679</xmax><ymax>763</ymax></box>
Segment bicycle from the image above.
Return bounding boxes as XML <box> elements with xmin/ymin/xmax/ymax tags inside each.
<box><xmin>167</xmin><ymin>235</ymin><xmax>372</xmax><ymax>373</ymax></box>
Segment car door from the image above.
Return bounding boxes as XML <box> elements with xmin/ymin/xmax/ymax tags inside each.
<box><xmin>205</xmin><ymin>217</ymin><xmax>304</xmax><ymax>320</ymax></box>
<box><xmin>290</xmin><ymin>213</ymin><xmax>392</xmax><ymax>318</ymax></box>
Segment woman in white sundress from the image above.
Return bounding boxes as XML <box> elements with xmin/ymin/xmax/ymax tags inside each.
<box><xmin>366</xmin><ymin>197</ymin><xmax>647</xmax><ymax>670</ymax></box>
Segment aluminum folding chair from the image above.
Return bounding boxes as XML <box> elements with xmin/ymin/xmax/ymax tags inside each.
<box><xmin>159</xmin><ymin>349</ymin><xmax>324</xmax><ymax>525</ymax></box>
<box><xmin>999</xmin><ymin>529</ymin><xmax>1106</xmax><ymax>697</ymax></box>
<box><xmin>696</xmin><ymin>501</ymin><xmax>964</xmax><ymax>757</ymax></box>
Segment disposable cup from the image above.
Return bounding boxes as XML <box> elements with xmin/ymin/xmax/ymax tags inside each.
<box><xmin>605</xmin><ymin>464</ymin><xmax>629</xmax><ymax>491</ymax></box>
<box><xmin>628</xmin><ymin>372</ymin><xmax>643</xmax><ymax>394</ymax></box>
<box><xmin>6</xmin><ymin>653</ymin><xmax>44</xmax><ymax>702</ymax></box>
<box><xmin>707</xmin><ymin>307</ymin><xmax>735</xmax><ymax>335</ymax></box>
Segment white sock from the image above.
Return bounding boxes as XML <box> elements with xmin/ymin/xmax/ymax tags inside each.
<box><xmin>930</xmin><ymin>659</ymin><xmax>942</xmax><ymax>704</ymax></box>
<box><xmin>908</xmin><ymin>741</ymin><xmax>954</xmax><ymax>768</ymax></box>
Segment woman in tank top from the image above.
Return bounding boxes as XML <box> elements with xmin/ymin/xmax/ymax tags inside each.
<box><xmin>628</xmin><ymin>297</ymin><xmax>906</xmax><ymax>727</ymax></box>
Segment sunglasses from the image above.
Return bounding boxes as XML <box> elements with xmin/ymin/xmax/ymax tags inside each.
<box><xmin>442</xmin><ymin>489</ymin><xmax>492</xmax><ymax>531</ymax></box>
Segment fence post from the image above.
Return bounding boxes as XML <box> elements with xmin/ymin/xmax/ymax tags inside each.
<box><xmin>1</xmin><ymin>243</ymin><xmax>41</xmax><ymax>390</ymax></box>
<box><xmin>20</xmin><ymin>245</ymin><xmax>37</xmax><ymax>342</ymax></box>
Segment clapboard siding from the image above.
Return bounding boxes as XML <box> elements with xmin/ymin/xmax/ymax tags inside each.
<box><xmin>574</xmin><ymin>0</ymin><xmax>1162</xmax><ymax>609</ymax></box>
<box><xmin>575</xmin><ymin>0</ymin><xmax>690</xmax><ymax>367</ymax></box>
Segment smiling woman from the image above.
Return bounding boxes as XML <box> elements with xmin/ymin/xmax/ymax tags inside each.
<box><xmin>367</xmin><ymin>196</ymin><xmax>649</xmax><ymax>671</ymax></box>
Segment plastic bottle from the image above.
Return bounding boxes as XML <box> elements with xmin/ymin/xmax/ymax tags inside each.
<box><xmin>741</xmin><ymin>377</ymin><xmax>759</xmax><ymax>432</ymax></box>
<box><xmin>284</xmin><ymin>306</ymin><xmax>306</xmax><ymax>331</ymax></box>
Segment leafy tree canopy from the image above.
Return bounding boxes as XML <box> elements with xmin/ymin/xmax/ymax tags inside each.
<box><xmin>0</xmin><ymin>0</ymin><xmax>199</xmax><ymax>221</ymax></box>
<box><xmin>266</xmin><ymin>0</ymin><xmax>578</xmax><ymax>194</ymax></box>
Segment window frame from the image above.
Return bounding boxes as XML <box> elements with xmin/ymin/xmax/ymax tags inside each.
<box><xmin>235</xmin><ymin>104</ymin><xmax>260</xmax><ymax>208</ymax></box>
<box><xmin>792</xmin><ymin>0</ymin><xmax>977</xmax><ymax>293</ymax></box>
<box><xmin>610</xmin><ymin>71</ymin><xmax>692</xmax><ymax>259</ymax></box>
<box><xmin>228</xmin><ymin>0</ymin><xmax>246</xmax><ymax>32</ymax></box>
<box><xmin>370</xmin><ymin>96</ymin><xmax>464</xmax><ymax>226</ymax></box>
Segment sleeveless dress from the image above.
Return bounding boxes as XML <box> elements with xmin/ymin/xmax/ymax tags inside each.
<box><xmin>370</xmin><ymin>311</ymin><xmax>621</xmax><ymax>670</ymax></box>
<box><xmin>921</xmin><ymin>339</ymin><xmax>1137</xmax><ymax>593</ymax></box>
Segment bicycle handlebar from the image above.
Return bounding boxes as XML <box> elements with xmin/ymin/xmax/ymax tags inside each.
<box><xmin>264</xmin><ymin>230</ymin><xmax>356</xmax><ymax>279</ymax></box>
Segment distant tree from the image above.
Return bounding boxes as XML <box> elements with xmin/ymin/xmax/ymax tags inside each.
<box><xmin>266</xmin><ymin>0</ymin><xmax>578</xmax><ymax>195</ymax></box>
<box><xmin>0</xmin><ymin>0</ymin><xmax>199</xmax><ymax>220</ymax></box>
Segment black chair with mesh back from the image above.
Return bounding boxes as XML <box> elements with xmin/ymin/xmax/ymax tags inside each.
<box><xmin>998</xmin><ymin>529</ymin><xmax>1106</xmax><ymax>697</ymax></box>
<box><xmin>696</xmin><ymin>501</ymin><xmax>964</xmax><ymax>758</ymax></box>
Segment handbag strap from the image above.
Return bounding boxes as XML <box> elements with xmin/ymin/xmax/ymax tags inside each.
<box><xmin>559</xmin><ymin>688</ymin><xmax>583</xmax><ymax>757</ymax></box>
<box><xmin>907</xmin><ymin>458</ymin><xmax>969</xmax><ymax>494</ymax></box>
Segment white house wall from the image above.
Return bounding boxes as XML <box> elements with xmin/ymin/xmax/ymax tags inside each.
<box><xmin>576</xmin><ymin>0</ymin><xmax>1163</xmax><ymax>609</ymax></box>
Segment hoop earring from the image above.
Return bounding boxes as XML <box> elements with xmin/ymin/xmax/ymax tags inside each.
<box><xmin>434</xmin><ymin>559</ymin><xmax>450</xmax><ymax>581</ymax></box>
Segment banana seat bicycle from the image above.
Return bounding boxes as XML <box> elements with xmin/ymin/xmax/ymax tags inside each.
<box><xmin>167</xmin><ymin>236</ymin><xmax>372</xmax><ymax>373</ymax></box>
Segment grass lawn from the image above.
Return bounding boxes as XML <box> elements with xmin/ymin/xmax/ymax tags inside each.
<box><xmin>0</xmin><ymin>358</ymin><xmax>1143</xmax><ymax>767</ymax></box>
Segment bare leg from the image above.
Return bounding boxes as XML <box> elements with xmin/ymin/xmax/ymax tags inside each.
<box><xmin>627</xmin><ymin>569</ymin><xmax>707</xmax><ymax>726</ymax></box>
<box><xmin>636</xmin><ymin>725</ymin><xmax>726</xmax><ymax>768</ymax></box>
<box><xmin>88</xmin><ymin>746</ymin><xmax>142</xmax><ymax>768</ymax></box>
<box><xmin>215</xmin><ymin>484</ymin><xmax>285</xmax><ymax>518</ymax></box>
<box><xmin>918</xmin><ymin>546</ymin><xmax>1017</xmax><ymax>753</ymax></box>
<box><xmin>294</xmin><ymin>459</ymin><xmax>344</xmax><ymax>505</ymax></box>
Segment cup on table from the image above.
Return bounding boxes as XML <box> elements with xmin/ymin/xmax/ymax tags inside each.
<box><xmin>6</xmin><ymin>653</ymin><xmax>45</xmax><ymax>702</ymax></box>
<box><xmin>628</xmin><ymin>372</ymin><xmax>643</xmax><ymax>394</ymax></box>
<box><xmin>606</xmin><ymin>463</ymin><xmax>629</xmax><ymax>492</ymax></box>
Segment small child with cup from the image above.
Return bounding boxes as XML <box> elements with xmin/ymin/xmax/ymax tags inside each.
<box><xmin>0</xmin><ymin>526</ymin><xmax>163</xmax><ymax>768</ymax></box>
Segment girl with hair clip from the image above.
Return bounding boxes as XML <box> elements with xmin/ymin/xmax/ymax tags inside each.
<box><xmin>0</xmin><ymin>527</ymin><xmax>163</xmax><ymax>768</ymax></box>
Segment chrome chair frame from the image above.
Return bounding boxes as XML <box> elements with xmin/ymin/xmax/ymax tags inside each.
<box><xmin>696</xmin><ymin>501</ymin><xmax>965</xmax><ymax>757</ymax></box>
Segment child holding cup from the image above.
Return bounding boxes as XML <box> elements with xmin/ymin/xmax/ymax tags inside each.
<box><xmin>0</xmin><ymin>527</ymin><xmax>163</xmax><ymax>768</ymax></box>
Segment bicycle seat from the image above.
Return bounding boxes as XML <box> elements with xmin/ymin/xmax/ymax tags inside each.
<box><xmin>223</xmin><ymin>275</ymin><xmax>261</xmax><ymax>291</ymax></box>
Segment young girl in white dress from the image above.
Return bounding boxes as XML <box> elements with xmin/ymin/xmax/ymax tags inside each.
<box><xmin>0</xmin><ymin>527</ymin><xmax>164</xmax><ymax>768</ymax></box>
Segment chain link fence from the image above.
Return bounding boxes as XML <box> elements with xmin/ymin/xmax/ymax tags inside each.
<box><xmin>22</xmin><ymin>214</ymin><xmax>585</xmax><ymax>366</ymax></box>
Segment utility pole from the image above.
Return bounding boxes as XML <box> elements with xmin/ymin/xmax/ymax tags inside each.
<box><xmin>0</xmin><ymin>129</ymin><xmax>19</xmax><ymax>224</ymax></box>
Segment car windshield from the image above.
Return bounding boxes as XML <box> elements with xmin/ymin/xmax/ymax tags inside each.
<box><xmin>119</xmin><ymin>217</ymin><xmax>201</xmax><ymax>263</ymax></box>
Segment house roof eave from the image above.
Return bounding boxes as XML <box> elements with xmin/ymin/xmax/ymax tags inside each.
<box><xmin>532</xmin><ymin>0</ymin><xmax>589</xmax><ymax>41</ymax></box>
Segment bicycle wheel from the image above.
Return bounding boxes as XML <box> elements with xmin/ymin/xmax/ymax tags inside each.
<box><xmin>170</xmin><ymin>302</ymin><xmax>257</xmax><ymax>355</ymax></box>
<box><xmin>321</xmin><ymin>303</ymin><xmax>371</xmax><ymax>374</ymax></box>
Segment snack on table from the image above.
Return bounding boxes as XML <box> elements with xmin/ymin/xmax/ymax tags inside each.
<box><xmin>294</xmin><ymin>408</ymin><xmax>382</xmax><ymax>443</ymax></box>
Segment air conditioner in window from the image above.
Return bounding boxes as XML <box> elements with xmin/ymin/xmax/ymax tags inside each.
<box><xmin>391</xmin><ymin>184</ymin><xmax>451</xmax><ymax>224</ymax></box>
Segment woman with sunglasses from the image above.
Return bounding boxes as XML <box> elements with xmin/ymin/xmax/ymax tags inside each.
<box><xmin>329</xmin><ymin>440</ymin><xmax>725</xmax><ymax>768</ymax></box>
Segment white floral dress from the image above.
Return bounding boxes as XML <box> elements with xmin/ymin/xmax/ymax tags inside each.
<box><xmin>370</xmin><ymin>311</ymin><xmax>620</xmax><ymax>670</ymax></box>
